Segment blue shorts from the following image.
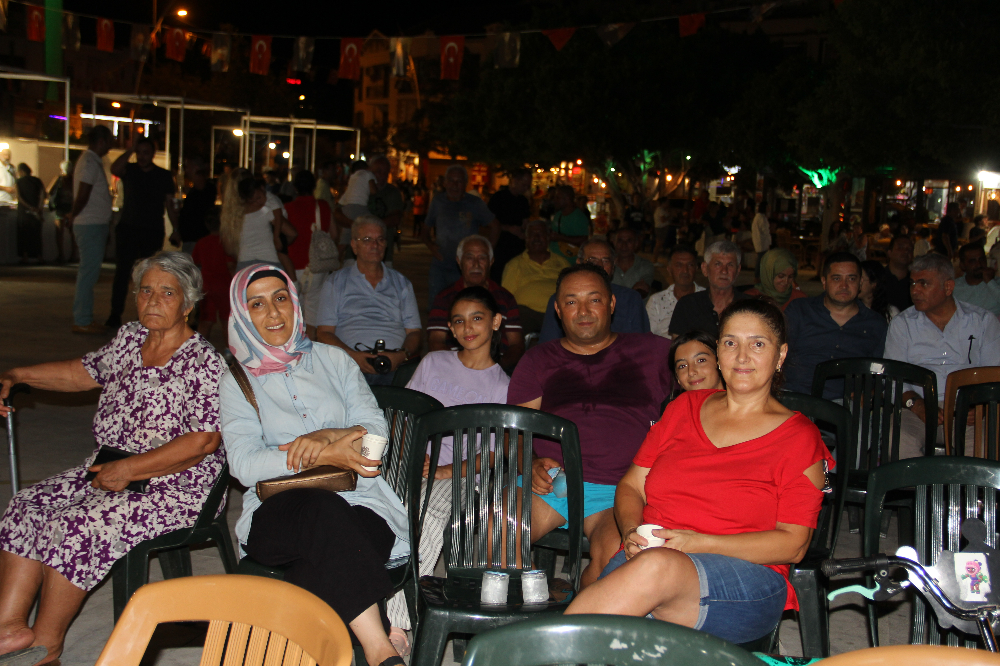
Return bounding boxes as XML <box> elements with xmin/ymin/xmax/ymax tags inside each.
<box><xmin>600</xmin><ymin>550</ymin><xmax>786</xmax><ymax>644</ymax></box>
<box><xmin>517</xmin><ymin>477</ymin><xmax>616</xmax><ymax>526</ymax></box>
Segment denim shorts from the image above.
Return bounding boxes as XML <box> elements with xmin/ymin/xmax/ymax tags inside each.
<box><xmin>516</xmin><ymin>477</ymin><xmax>616</xmax><ymax>525</ymax></box>
<box><xmin>600</xmin><ymin>549</ymin><xmax>787</xmax><ymax>644</ymax></box>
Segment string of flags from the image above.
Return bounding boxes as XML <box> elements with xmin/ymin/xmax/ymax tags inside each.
<box><xmin>9</xmin><ymin>0</ymin><xmax>813</xmax><ymax>82</ymax></box>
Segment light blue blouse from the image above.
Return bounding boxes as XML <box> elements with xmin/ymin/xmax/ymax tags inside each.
<box><xmin>220</xmin><ymin>343</ymin><xmax>409</xmax><ymax>563</ymax></box>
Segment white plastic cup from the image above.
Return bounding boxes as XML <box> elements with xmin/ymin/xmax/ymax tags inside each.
<box><xmin>636</xmin><ymin>524</ymin><xmax>665</xmax><ymax>549</ymax></box>
<box><xmin>359</xmin><ymin>434</ymin><xmax>388</xmax><ymax>472</ymax></box>
<box><xmin>521</xmin><ymin>570</ymin><xmax>549</xmax><ymax>604</ymax></box>
<box><xmin>481</xmin><ymin>571</ymin><xmax>510</xmax><ymax>604</ymax></box>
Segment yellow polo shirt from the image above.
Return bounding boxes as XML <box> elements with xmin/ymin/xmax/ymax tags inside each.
<box><xmin>501</xmin><ymin>251</ymin><xmax>571</xmax><ymax>313</ymax></box>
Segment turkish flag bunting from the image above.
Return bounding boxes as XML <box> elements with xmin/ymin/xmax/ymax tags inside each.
<box><xmin>542</xmin><ymin>28</ymin><xmax>575</xmax><ymax>51</ymax></box>
<box><xmin>26</xmin><ymin>5</ymin><xmax>44</xmax><ymax>42</ymax></box>
<box><xmin>439</xmin><ymin>35</ymin><xmax>464</xmax><ymax>80</ymax></box>
<box><xmin>97</xmin><ymin>18</ymin><xmax>114</xmax><ymax>52</ymax></box>
<box><xmin>164</xmin><ymin>27</ymin><xmax>187</xmax><ymax>62</ymax></box>
<box><xmin>679</xmin><ymin>13</ymin><xmax>706</xmax><ymax>37</ymax></box>
<box><xmin>338</xmin><ymin>38</ymin><xmax>363</xmax><ymax>80</ymax></box>
<box><xmin>249</xmin><ymin>35</ymin><xmax>272</xmax><ymax>75</ymax></box>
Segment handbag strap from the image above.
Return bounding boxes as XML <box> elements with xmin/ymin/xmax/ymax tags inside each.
<box><xmin>228</xmin><ymin>358</ymin><xmax>260</xmax><ymax>423</ymax></box>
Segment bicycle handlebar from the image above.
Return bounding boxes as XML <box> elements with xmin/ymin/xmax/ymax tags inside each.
<box><xmin>820</xmin><ymin>555</ymin><xmax>893</xmax><ymax>577</ymax></box>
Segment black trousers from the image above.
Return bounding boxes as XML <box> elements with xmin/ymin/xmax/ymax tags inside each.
<box><xmin>15</xmin><ymin>211</ymin><xmax>42</xmax><ymax>258</ymax></box>
<box><xmin>110</xmin><ymin>225</ymin><xmax>164</xmax><ymax>320</ymax></box>
<box><xmin>244</xmin><ymin>488</ymin><xmax>396</xmax><ymax>629</ymax></box>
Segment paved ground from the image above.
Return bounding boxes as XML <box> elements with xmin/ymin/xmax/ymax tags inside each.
<box><xmin>0</xmin><ymin>244</ymin><xmax>916</xmax><ymax>665</ymax></box>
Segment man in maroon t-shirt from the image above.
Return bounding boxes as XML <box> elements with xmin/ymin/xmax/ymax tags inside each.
<box><xmin>427</xmin><ymin>234</ymin><xmax>525</xmax><ymax>371</ymax></box>
<box><xmin>507</xmin><ymin>263</ymin><xmax>673</xmax><ymax>587</ymax></box>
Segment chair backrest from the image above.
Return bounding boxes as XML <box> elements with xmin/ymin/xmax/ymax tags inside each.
<box><xmin>460</xmin><ymin>614</ymin><xmax>762</xmax><ymax>666</ymax></box>
<box><xmin>811</xmin><ymin>357</ymin><xmax>939</xmax><ymax>470</ymax></box>
<box><xmin>864</xmin><ymin>457</ymin><xmax>1000</xmax><ymax>648</ymax></box>
<box><xmin>190</xmin><ymin>463</ymin><xmax>231</xmax><ymax>532</ymax></box>
<box><xmin>407</xmin><ymin>404</ymin><xmax>584</xmax><ymax>590</ymax></box>
<box><xmin>94</xmin><ymin>575</ymin><xmax>352</xmax><ymax>666</ymax></box>
<box><xmin>820</xmin><ymin>644</ymin><xmax>1000</xmax><ymax>666</ymax></box>
<box><xmin>391</xmin><ymin>357</ymin><xmax>421</xmax><ymax>387</ymax></box>
<box><xmin>944</xmin><ymin>367</ymin><xmax>1000</xmax><ymax>455</ymax></box>
<box><xmin>370</xmin><ymin>385</ymin><xmax>444</xmax><ymax>502</ymax></box>
<box><xmin>778</xmin><ymin>391</ymin><xmax>852</xmax><ymax>554</ymax></box>
<box><xmin>953</xmin><ymin>381</ymin><xmax>1000</xmax><ymax>460</ymax></box>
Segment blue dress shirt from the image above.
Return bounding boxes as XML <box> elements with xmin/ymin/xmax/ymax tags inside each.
<box><xmin>884</xmin><ymin>300</ymin><xmax>1000</xmax><ymax>401</ymax></box>
<box><xmin>538</xmin><ymin>283</ymin><xmax>651</xmax><ymax>343</ymax></box>
<box><xmin>316</xmin><ymin>262</ymin><xmax>421</xmax><ymax>351</ymax></box>
<box><xmin>784</xmin><ymin>295</ymin><xmax>888</xmax><ymax>399</ymax></box>
<box><xmin>220</xmin><ymin>344</ymin><xmax>409</xmax><ymax>562</ymax></box>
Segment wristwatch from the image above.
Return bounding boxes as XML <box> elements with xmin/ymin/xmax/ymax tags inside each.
<box><xmin>904</xmin><ymin>397</ymin><xmax>916</xmax><ymax>409</ymax></box>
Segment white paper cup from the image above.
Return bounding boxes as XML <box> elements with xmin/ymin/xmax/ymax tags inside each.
<box><xmin>360</xmin><ymin>434</ymin><xmax>388</xmax><ymax>472</ymax></box>
<box><xmin>636</xmin><ymin>524</ymin><xmax>665</xmax><ymax>549</ymax></box>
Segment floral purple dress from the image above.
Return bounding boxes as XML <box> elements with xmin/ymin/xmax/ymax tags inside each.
<box><xmin>0</xmin><ymin>323</ymin><xmax>226</xmax><ymax>590</ymax></box>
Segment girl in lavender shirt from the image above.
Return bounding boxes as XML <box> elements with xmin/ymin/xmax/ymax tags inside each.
<box><xmin>384</xmin><ymin>286</ymin><xmax>509</xmax><ymax>647</ymax></box>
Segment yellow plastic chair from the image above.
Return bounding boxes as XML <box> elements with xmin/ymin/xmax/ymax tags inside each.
<box><xmin>94</xmin><ymin>575</ymin><xmax>352</xmax><ymax>666</ymax></box>
<box><xmin>820</xmin><ymin>644</ymin><xmax>1000</xmax><ymax>665</ymax></box>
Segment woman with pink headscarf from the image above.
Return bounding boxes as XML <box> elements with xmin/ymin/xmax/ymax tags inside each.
<box><xmin>220</xmin><ymin>263</ymin><xmax>409</xmax><ymax>666</ymax></box>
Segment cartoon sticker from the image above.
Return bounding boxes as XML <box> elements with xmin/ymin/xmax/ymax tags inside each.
<box><xmin>955</xmin><ymin>553</ymin><xmax>991</xmax><ymax>602</ymax></box>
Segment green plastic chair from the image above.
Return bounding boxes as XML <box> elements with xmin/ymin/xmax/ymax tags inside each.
<box><xmin>460</xmin><ymin>614</ymin><xmax>763</xmax><ymax>666</ymax></box>
<box><xmin>392</xmin><ymin>356</ymin><xmax>422</xmax><ymax>387</ymax></box>
<box><xmin>407</xmin><ymin>405</ymin><xmax>584</xmax><ymax>666</ymax></box>
<box><xmin>777</xmin><ymin>391</ymin><xmax>852</xmax><ymax>658</ymax></box>
<box><xmin>863</xmin><ymin>456</ymin><xmax>1000</xmax><ymax>648</ymax></box>
<box><xmin>111</xmin><ymin>463</ymin><xmax>238</xmax><ymax>622</ymax></box>
<box><xmin>811</xmin><ymin>357</ymin><xmax>938</xmax><ymax>539</ymax></box>
<box><xmin>235</xmin><ymin>386</ymin><xmax>442</xmax><ymax>665</ymax></box>
<box><xmin>953</xmin><ymin>381</ymin><xmax>1000</xmax><ymax>460</ymax></box>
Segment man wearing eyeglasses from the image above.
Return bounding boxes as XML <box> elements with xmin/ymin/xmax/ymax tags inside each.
<box><xmin>538</xmin><ymin>239</ymin><xmax>650</xmax><ymax>343</ymax></box>
<box><xmin>317</xmin><ymin>215</ymin><xmax>422</xmax><ymax>385</ymax></box>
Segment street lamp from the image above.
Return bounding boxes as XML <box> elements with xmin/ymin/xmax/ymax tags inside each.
<box><xmin>282</xmin><ymin>151</ymin><xmax>290</xmax><ymax>159</ymax></box>
<box><xmin>268</xmin><ymin>142</ymin><xmax>276</xmax><ymax>149</ymax></box>
<box><xmin>177</xmin><ymin>9</ymin><xmax>188</xmax><ymax>16</ymax></box>
<box><xmin>232</xmin><ymin>129</ymin><xmax>244</xmax><ymax>137</ymax></box>
<box><xmin>299</xmin><ymin>95</ymin><xmax>305</xmax><ymax>101</ymax></box>
<box><xmin>111</xmin><ymin>101</ymin><xmax>121</xmax><ymax>108</ymax></box>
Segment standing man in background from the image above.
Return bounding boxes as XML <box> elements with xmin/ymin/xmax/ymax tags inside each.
<box><xmin>105</xmin><ymin>137</ymin><xmax>177</xmax><ymax>328</ymax></box>
<box><xmin>67</xmin><ymin>125</ymin><xmax>113</xmax><ymax>334</ymax></box>
<box><xmin>488</xmin><ymin>167</ymin><xmax>532</xmax><ymax>282</ymax></box>
<box><xmin>0</xmin><ymin>146</ymin><xmax>17</xmax><ymax>264</ymax></box>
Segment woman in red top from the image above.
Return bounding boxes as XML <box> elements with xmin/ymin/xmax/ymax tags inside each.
<box><xmin>566</xmin><ymin>299</ymin><xmax>833</xmax><ymax>645</ymax></box>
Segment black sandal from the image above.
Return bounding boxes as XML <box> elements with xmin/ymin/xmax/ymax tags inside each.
<box><xmin>0</xmin><ymin>646</ymin><xmax>48</xmax><ymax>666</ymax></box>
<box><xmin>377</xmin><ymin>657</ymin><xmax>406</xmax><ymax>666</ymax></box>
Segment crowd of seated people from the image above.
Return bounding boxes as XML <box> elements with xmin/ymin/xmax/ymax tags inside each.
<box><xmin>10</xmin><ymin>173</ymin><xmax>1000</xmax><ymax>665</ymax></box>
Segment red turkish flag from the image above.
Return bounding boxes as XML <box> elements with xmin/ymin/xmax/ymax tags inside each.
<box><xmin>249</xmin><ymin>35</ymin><xmax>272</xmax><ymax>75</ymax></box>
<box><xmin>679</xmin><ymin>13</ymin><xmax>706</xmax><ymax>37</ymax></box>
<box><xmin>338</xmin><ymin>38</ymin><xmax>363</xmax><ymax>80</ymax></box>
<box><xmin>542</xmin><ymin>28</ymin><xmax>575</xmax><ymax>51</ymax></box>
<box><xmin>439</xmin><ymin>36</ymin><xmax>464</xmax><ymax>80</ymax></box>
<box><xmin>96</xmin><ymin>18</ymin><xmax>114</xmax><ymax>52</ymax></box>
<box><xmin>26</xmin><ymin>6</ymin><xmax>45</xmax><ymax>42</ymax></box>
<box><xmin>164</xmin><ymin>27</ymin><xmax>187</xmax><ymax>62</ymax></box>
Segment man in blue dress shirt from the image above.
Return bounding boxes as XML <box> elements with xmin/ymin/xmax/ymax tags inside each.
<box><xmin>538</xmin><ymin>239</ymin><xmax>650</xmax><ymax>342</ymax></box>
<box><xmin>885</xmin><ymin>252</ymin><xmax>1000</xmax><ymax>457</ymax></box>
<box><xmin>785</xmin><ymin>252</ymin><xmax>888</xmax><ymax>399</ymax></box>
<box><xmin>317</xmin><ymin>215</ymin><xmax>422</xmax><ymax>385</ymax></box>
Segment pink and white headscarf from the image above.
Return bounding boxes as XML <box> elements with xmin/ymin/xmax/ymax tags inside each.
<box><xmin>228</xmin><ymin>264</ymin><xmax>313</xmax><ymax>377</ymax></box>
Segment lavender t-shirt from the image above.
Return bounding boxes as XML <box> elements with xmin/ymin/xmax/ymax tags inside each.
<box><xmin>406</xmin><ymin>351</ymin><xmax>510</xmax><ymax>465</ymax></box>
<box><xmin>506</xmin><ymin>333</ymin><xmax>674</xmax><ymax>485</ymax></box>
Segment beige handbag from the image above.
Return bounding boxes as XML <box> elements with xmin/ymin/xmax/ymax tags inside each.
<box><xmin>227</xmin><ymin>360</ymin><xmax>357</xmax><ymax>501</ymax></box>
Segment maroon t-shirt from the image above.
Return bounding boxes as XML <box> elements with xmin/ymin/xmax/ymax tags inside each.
<box><xmin>507</xmin><ymin>333</ymin><xmax>673</xmax><ymax>485</ymax></box>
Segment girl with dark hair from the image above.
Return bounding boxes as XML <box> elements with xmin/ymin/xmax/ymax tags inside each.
<box><xmin>859</xmin><ymin>260</ymin><xmax>898</xmax><ymax>322</ymax></box>
<box><xmin>384</xmin><ymin>285</ymin><xmax>509</xmax><ymax>652</ymax></box>
<box><xmin>566</xmin><ymin>298</ymin><xmax>832</xmax><ymax>646</ymax></box>
<box><xmin>668</xmin><ymin>330</ymin><xmax>724</xmax><ymax>393</ymax></box>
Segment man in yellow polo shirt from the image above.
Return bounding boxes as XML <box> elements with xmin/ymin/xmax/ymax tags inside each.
<box><xmin>502</xmin><ymin>219</ymin><xmax>571</xmax><ymax>334</ymax></box>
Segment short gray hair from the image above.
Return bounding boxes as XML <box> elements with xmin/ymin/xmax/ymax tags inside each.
<box><xmin>131</xmin><ymin>251</ymin><xmax>204</xmax><ymax>311</ymax></box>
<box><xmin>577</xmin><ymin>238</ymin><xmax>615</xmax><ymax>261</ymax></box>
<box><xmin>351</xmin><ymin>214</ymin><xmax>387</xmax><ymax>239</ymax></box>
<box><xmin>445</xmin><ymin>164</ymin><xmax>468</xmax><ymax>182</ymax></box>
<box><xmin>704</xmin><ymin>240</ymin><xmax>742</xmax><ymax>267</ymax></box>
<box><xmin>456</xmin><ymin>234</ymin><xmax>493</xmax><ymax>261</ymax></box>
<box><xmin>910</xmin><ymin>252</ymin><xmax>955</xmax><ymax>280</ymax></box>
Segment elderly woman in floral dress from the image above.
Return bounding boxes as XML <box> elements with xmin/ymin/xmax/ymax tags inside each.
<box><xmin>0</xmin><ymin>252</ymin><xmax>226</xmax><ymax>666</ymax></box>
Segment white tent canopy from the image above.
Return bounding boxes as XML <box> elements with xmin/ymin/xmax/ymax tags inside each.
<box><xmin>0</xmin><ymin>65</ymin><xmax>70</xmax><ymax>161</ymax></box>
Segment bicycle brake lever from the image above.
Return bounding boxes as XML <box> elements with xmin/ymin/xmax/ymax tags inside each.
<box><xmin>828</xmin><ymin>583</ymin><xmax>881</xmax><ymax>601</ymax></box>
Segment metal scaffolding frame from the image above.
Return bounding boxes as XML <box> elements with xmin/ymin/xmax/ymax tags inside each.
<box><xmin>0</xmin><ymin>65</ymin><xmax>70</xmax><ymax>161</ymax></box>
<box><xmin>236</xmin><ymin>116</ymin><xmax>359</xmax><ymax>173</ymax></box>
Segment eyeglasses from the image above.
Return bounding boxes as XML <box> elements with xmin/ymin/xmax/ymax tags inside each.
<box><xmin>585</xmin><ymin>256</ymin><xmax>614</xmax><ymax>267</ymax></box>
<box><xmin>355</xmin><ymin>236</ymin><xmax>387</xmax><ymax>245</ymax></box>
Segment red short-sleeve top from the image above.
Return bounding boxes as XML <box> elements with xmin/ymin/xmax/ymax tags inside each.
<box><xmin>633</xmin><ymin>389</ymin><xmax>835</xmax><ymax>610</ymax></box>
